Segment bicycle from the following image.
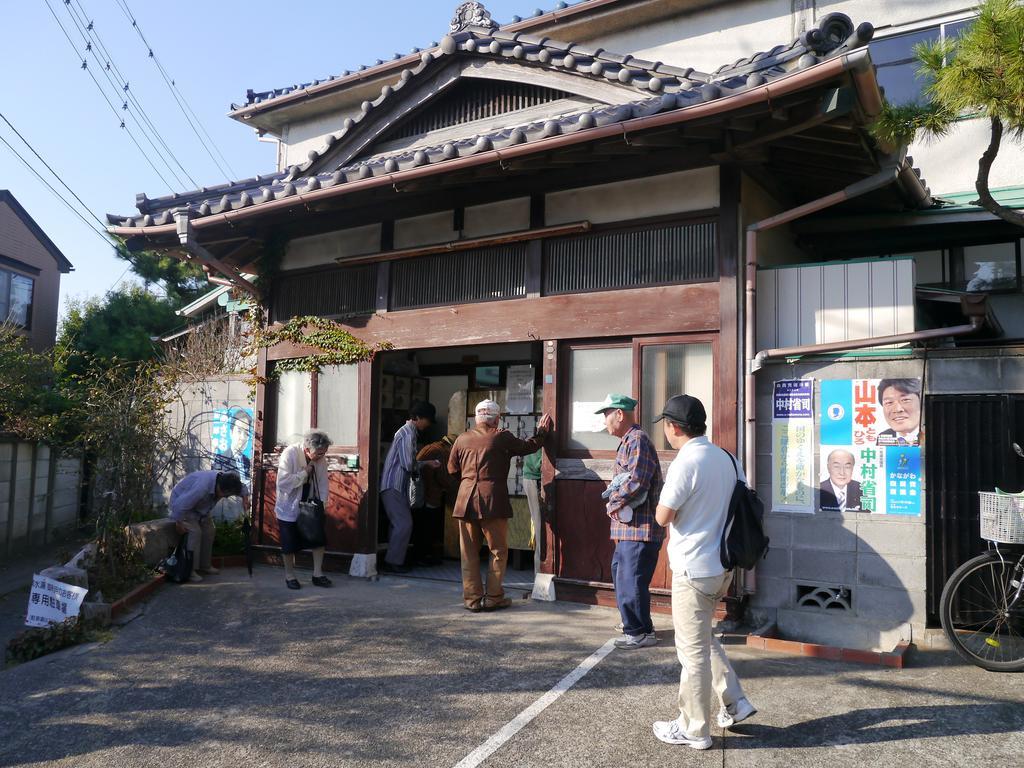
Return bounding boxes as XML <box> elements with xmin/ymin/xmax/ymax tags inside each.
<box><xmin>939</xmin><ymin>468</ymin><xmax>1024</xmax><ymax>672</ymax></box>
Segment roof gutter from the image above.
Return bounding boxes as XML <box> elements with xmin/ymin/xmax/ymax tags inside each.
<box><xmin>110</xmin><ymin>54</ymin><xmax>857</xmax><ymax>242</ymax></box>
<box><xmin>743</xmin><ymin>154</ymin><xmax>907</xmax><ymax>489</ymax></box>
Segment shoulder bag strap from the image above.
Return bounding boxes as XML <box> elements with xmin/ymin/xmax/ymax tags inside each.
<box><xmin>720</xmin><ymin>446</ymin><xmax>740</xmax><ymax>481</ymax></box>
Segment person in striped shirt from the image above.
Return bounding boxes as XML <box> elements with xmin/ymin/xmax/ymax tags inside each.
<box><xmin>380</xmin><ymin>401</ymin><xmax>440</xmax><ymax>573</ymax></box>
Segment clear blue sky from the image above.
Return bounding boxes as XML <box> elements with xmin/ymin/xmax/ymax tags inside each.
<box><xmin>0</xmin><ymin>0</ymin><xmax>528</xmax><ymax>316</ymax></box>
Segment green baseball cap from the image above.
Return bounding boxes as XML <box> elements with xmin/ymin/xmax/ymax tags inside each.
<box><xmin>594</xmin><ymin>393</ymin><xmax>638</xmax><ymax>413</ymax></box>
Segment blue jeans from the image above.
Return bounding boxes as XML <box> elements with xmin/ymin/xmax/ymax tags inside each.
<box><xmin>611</xmin><ymin>539</ymin><xmax>661</xmax><ymax>636</ymax></box>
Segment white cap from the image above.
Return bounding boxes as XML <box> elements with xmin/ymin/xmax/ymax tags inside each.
<box><xmin>475</xmin><ymin>399</ymin><xmax>500</xmax><ymax>417</ymax></box>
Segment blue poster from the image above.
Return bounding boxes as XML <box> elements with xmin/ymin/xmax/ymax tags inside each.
<box><xmin>773</xmin><ymin>380</ymin><xmax>813</xmax><ymax>420</ymax></box>
<box><xmin>820</xmin><ymin>379</ymin><xmax>853</xmax><ymax>445</ymax></box>
<box><xmin>884</xmin><ymin>446</ymin><xmax>921</xmax><ymax>516</ymax></box>
<box><xmin>210</xmin><ymin>407</ymin><xmax>254</xmax><ymax>485</ymax></box>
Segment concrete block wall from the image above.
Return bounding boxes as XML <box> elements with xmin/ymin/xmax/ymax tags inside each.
<box><xmin>750</xmin><ymin>357</ymin><xmax>927</xmax><ymax>651</ymax></box>
<box><xmin>0</xmin><ymin>441</ymin><xmax>82</xmax><ymax>558</ymax></box>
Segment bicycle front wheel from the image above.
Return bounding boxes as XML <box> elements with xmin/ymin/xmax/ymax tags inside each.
<box><xmin>939</xmin><ymin>550</ymin><xmax>1024</xmax><ymax>672</ymax></box>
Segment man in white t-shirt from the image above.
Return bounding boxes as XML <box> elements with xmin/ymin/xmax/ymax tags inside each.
<box><xmin>650</xmin><ymin>394</ymin><xmax>756</xmax><ymax>750</ymax></box>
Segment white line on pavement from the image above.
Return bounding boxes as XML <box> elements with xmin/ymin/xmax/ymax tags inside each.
<box><xmin>451</xmin><ymin>637</ymin><xmax>619</xmax><ymax>768</ymax></box>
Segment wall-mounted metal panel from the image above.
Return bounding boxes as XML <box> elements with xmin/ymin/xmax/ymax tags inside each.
<box><xmin>756</xmin><ymin>257</ymin><xmax>916</xmax><ymax>349</ymax></box>
<box><xmin>543</xmin><ymin>221</ymin><xmax>717</xmax><ymax>295</ymax></box>
<box><xmin>389</xmin><ymin>243</ymin><xmax>527</xmax><ymax>310</ymax></box>
<box><xmin>271</xmin><ymin>265</ymin><xmax>377</xmax><ymax>322</ymax></box>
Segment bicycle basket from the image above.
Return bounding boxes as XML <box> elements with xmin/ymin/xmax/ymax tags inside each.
<box><xmin>978</xmin><ymin>492</ymin><xmax>1024</xmax><ymax>544</ymax></box>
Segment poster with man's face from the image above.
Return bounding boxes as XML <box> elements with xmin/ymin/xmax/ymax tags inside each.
<box><xmin>818</xmin><ymin>379</ymin><xmax>922</xmax><ymax>515</ymax></box>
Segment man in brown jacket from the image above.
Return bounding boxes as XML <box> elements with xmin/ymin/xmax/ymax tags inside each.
<box><xmin>448</xmin><ymin>399</ymin><xmax>552</xmax><ymax>612</ymax></box>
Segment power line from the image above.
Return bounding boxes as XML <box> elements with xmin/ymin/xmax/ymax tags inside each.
<box><xmin>60</xmin><ymin>0</ymin><xmax>190</xmax><ymax>190</ymax></box>
<box><xmin>0</xmin><ymin>109</ymin><xmax>105</xmax><ymax>229</ymax></box>
<box><xmin>0</xmin><ymin>129</ymin><xmax>112</xmax><ymax>248</ymax></box>
<box><xmin>66</xmin><ymin>0</ymin><xmax>201</xmax><ymax>188</ymax></box>
<box><xmin>113</xmin><ymin>0</ymin><xmax>239</xmax><ymax>180</ymax></box>
<box><xmin>42</xmin><ymin>0</ymin><xmax>176</xmax><ymax>191</ymax></box>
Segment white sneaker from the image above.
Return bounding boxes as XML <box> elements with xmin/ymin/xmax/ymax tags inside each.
<box><xmin>717</xmin><ymin>697</ymin><xmax>757</xmax><ymax>729</ymax></box>
<box><xmin>614</xmin><ymin>632</ymin><xmax>657</xmax><ymax>649</ymax></box>
<box><xmin>188</xmin><ymin>572</ymin><xmax>203</xmax><ymax>583</ymax></box>
<box><xmin>613</xmin><ymin>621</ymin><xmax>624</xmax><ymax>632</ymax></box>
<box><xmin>652</xmin><ymin>719</ymin><xmax>712</xmax><ymax>749</ymax></box>
<box><xmin>197</xmin><ymin>566</ymin><xmax>219</xmax><ymax>575</ymax></box>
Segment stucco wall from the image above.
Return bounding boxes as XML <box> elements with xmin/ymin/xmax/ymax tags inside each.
<box><xmin>546</xmin><ymin>166</ymin><xmax>719</xmax><ymax>225</ymax></box>
<box><xmin>0</xmin><ymin>200</ymin><xmax>62</xmax><ymax>351</ymax></box>
<box><xmin>281</xmin><ymin>105</ymin><xmax>363</xmax><ymax>170</ymax></box>
<box><xmin>0</xmin><ymin>441</ymin><xmax>82</xmax><ymax>554</ymax></box>
<box><xmin>283</xmin><ymin>223</ymin><xmax>382</xmax><ymax>270</ymax></box>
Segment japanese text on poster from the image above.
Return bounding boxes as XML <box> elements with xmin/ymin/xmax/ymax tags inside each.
<box><xmin>771</xmin><ymin>380</ymin><xmax>814</xmax><ymax>514</ymax></box>
<box><xmin>25</xmin><ymin>574</ymin><xmax>88</xmax><ymax>628</ymax></box>
<box><xmin>818</xmin><ymin>378</ymin><xmax>922</xmax><ymax>515</ymax></box>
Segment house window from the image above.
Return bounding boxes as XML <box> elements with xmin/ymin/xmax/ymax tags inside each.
<box><xmin>316</xmin><ymin>364</ymin><xmax>358</xmax><ymax>447</ymax></box>
<box><xmin>912</xmin><ymin>241</ymin><xmax>1023</xmax><ymax>292</ymax></box>
<box><xmin>565</xmin><ymin>336</ymin><xmax>717</xmax><ymax>456</ymax></box>
<box><xmin>963</xmin><ymin>242</ymin><xmax>1021</xmax><ymax>292</ymax></box>
<box><xmin>0</xmin><ymin>269</ymin><xmax>34</xmax><ymax>328</ymax></box>
<box><xmin>871</xmin><ymin>17</ymin><xmax>973</xmax><ymax>105</ymax></box>
<box><xmin>274</xmin><ymin>369</ymin><xmax>312</xmax><ymax>447</ymax></box>
<box><xmin>566</xmin><ymin>346</ymin><xmax>631</xmax><ymax>451</ymax></box>
<box><xmin>639</xmin><ymin>342</ymin><xmax>714</xmax><ymax>451</ymax></box>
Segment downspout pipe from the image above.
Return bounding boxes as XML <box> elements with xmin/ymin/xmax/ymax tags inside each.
<box><xmin>743</xmin><ymin>150</ymin><xmax>910</xmax><ymax>486</ymax></box>
<box><xmin>751</xmin><ymin>312</ymin><xmax>985</xmax><ymax>371</ymax></box>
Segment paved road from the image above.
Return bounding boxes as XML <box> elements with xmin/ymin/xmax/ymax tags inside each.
<box><xmin>1</xmin><ymin>566</ymin><xmax>1021</xmax><ymax>767</ymax></box>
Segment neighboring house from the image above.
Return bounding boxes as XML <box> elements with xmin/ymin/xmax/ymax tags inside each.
<box><xmin>106</xmin><ymin>1</ymin><xmax>1024</xmax><ymax>651</ymax></box>
<box><xmin>0</xmin><ymin>190</ymin><xmax>74</xmax><ymax>350</ymax></box>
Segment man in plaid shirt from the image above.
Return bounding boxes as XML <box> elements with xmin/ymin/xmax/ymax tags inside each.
<box><xmin>596</xmin><ymin>394</ymin><xmax>665</xmax><ymax>649</ymax></box>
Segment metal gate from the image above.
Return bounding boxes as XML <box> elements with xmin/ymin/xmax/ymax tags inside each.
<box><xmin>925</xmin><ymin>394</ymin><xmax>1024</xmax><ymax>624</ymax></box>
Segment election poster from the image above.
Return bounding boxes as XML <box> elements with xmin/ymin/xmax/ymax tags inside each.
<box><xmin>818</xmin><ymin>378</ymin><xmax>922</xmax><ymax>515</ymax></box>
<box><xmin>25</xmin><ymin>574</ymin><xmax>88</xmax><ymax>628</ymax></box>
<box><xmin>771</xmin><ymin>380</ymin><xmax>814</xmax><ymax>514</ymax></box>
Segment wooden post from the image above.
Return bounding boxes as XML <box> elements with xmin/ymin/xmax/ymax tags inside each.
<box><xmin>5</xmin><ymin>442</ymin><xmax>18</xmax><ymax>557</ymax></box>
<box><xmin>540</xmin><ymin>339</ymin><xmax>558</xmax><ymax>576</ymax></box>
<box><xmin>43</xmin><ymin>446</ymin><xmax>58</xmax><ymax>546</ymax></box>
<box><xmin>26</xmin><ymin>443</ymin><xmax>38</xmax><ymax>547</ymax></box>
<box><xmin>253</xmin><ymin>346</ymin><xmax>268</xmax><ymax>544</ymax></box>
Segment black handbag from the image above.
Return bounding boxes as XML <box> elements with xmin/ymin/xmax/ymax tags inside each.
<box><xmin>296</xmin><ymin>465</ymin><xmax>327</xmax><ymax>549</ymax></box>
<box><xmin>160</xmin><ymin>532</ymin><xmax>194</xmax><ymax>583</ymax></box>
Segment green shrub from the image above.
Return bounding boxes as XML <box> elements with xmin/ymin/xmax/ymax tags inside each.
<box><xmin>4</xmin><ymin>617</ymin><xmax>108</xmax><ymax>667</ymax></box>
<box><xmin>212</xmin><ymin>518</ymin><xmax>247</xmax><ymax>556</ymax></box>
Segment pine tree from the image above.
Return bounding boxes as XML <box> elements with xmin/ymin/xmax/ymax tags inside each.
<box><xmin>871</xmin><ymin>0</ymin><xmax>1024</xmax><ymax>227</ymax></box>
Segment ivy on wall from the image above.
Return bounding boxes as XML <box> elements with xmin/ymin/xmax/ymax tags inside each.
<box><xmin>243</xmin><ymin>308</ymin><xmax>392</xmax><ymax>386</ymax></box>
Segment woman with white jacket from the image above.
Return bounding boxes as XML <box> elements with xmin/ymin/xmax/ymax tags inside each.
<box><xmin>275</xmin><ymin>430</ymin><xmax>332</xmax><ymax>590</ymax></box>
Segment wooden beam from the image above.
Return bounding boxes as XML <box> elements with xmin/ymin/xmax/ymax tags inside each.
<box><xmin>334</xmin><ymin>221</ymin><xmax>591</xmax><ymax>265</ymax></box>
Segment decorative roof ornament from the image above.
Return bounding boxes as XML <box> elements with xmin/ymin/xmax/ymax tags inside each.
<box><xmin>450</xmin><ymin>2</ymin><xmax>498</xmax><ymax>33</ymax></box>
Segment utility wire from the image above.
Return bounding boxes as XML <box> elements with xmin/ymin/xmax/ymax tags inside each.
<box><xmin>113</xmin><ymin>0</ymin><xmax>239</xmax><ymax>180</ymax></box>
<box><xmin>42</xmin><ymin>0</ymin><xmax>176</xmax><ymax>190</ymax></box>
<box><xmin>0</xmin><ymin>109</ymin><xmax>106</xmax><ymax>229</ymax></box>
<box><xmin>60</xmin><ymin>0</ymin><xmax>189</xmax><ymax>189</ymax></box>
<box><xmin>66</xmin><ymin>0</ymin><xmax>201</xmax><ymax>188</ymax></box>
<box><xmin>0</xmin><ymin>130</ymin><xmax>112</xmax><ymax>248</ymax></box>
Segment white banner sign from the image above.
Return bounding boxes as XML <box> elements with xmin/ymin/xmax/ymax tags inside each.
<box><xmin>25</xmin><ymin>574</ymin><xmax>89</xmax><ymax>628</ymax></box>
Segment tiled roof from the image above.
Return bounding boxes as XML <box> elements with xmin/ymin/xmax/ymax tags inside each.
<box><xmin>110</xmin><ymin>13</ymin><xmax>876</xmax><ymax>229</ymax></box>
<box><xmin>230</xmin><ymin>0</ymin><xmax>612</xmax><ymax>112</ymax></box>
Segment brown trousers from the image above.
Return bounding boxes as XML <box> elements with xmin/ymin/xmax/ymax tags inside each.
<box><xmin>458</xmin><ymin>517</ymin><xmax>508</xmax><ymax>608</ymax></box>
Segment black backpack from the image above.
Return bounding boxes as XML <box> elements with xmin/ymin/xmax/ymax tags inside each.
<box><xmin>719</xmin><ymin>450</ymin><xmax>770</xmax><ymax>570</ymax></box>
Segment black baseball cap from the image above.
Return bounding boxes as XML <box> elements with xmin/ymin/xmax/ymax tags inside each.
<box><xmin>653</xmin><ymin>394</ymin><xmax>707</xmax><ymax>427</ymax></box>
